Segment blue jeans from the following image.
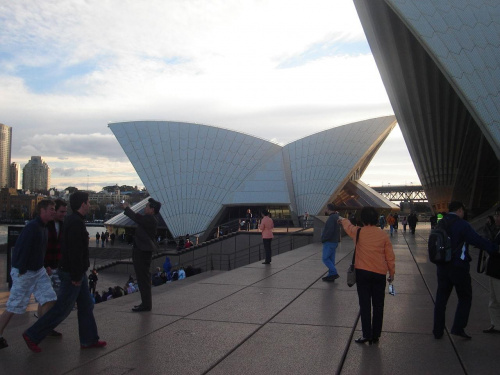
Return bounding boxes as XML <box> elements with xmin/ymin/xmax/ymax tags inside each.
<box><xmin>25</xmin><ymin>271</ymin><xmax>100</xmax><ymax>346</ymax></box>
<box><xmin>322</xmin><ymin>241</ymin><xmax>338</xmax><ymax>276</ymax></box>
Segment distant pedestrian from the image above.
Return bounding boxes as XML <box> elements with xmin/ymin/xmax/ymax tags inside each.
<box><xmin>96</xmin><ymin>232</ymin><xmax>100</xmax><ymax>246</ymax></box>
<box><xmin>402</xmin><ymin>216</ymin><xmax>408</xmax><ymax>232</ymax></box>
<box><xmin>259</xmin><ymin>210</ymin><xmax>274</xmax><ymax>264</ymax></box>
<box><xmin>387</xmin><ymin>214</ymin><xmax>396</xmax><ymax>236</ymax></box>
<box><xmin>246</xmin><ymin>209</ymin><xmax>252</xmax><ymax>231</ymax></box>
<box><xmin>321</xmin><ymin>204</ymin><xmax>340</xmax><ymax>282</ymax></box>
<box><xmin>88</xmin><ymin>269</ymin><xmax>98</xmax><ymax>294</ymax></box>
<box><xmin>379</xmin><ymin>214</ymin><xmax>386</xmax><ymax>230</ymax></box>
<box><xmin>408</xmin><ymin>213</ymin><xmax>418</xmax><ymax>234</ymax></box>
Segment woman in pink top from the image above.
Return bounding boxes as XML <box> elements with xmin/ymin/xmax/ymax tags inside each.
<box><xmin>259</xmin><ymin>210</ymin><xmax>274</xmax><ymax>264</ymax></box>
<box><xmin>339</xmin><ymin>206</ymin><xmax>395</xmax><ymax>345</ymax></box>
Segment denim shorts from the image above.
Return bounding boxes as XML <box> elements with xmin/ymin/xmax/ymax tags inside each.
<box><xmin>7</xmin><ymin>267</ymin><xmax>57</xmax><ymax>314</ymax></box>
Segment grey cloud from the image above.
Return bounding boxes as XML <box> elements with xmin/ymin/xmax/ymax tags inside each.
<box><xmin>51</xmin><ymin>167</ymin><xmax>79</xmax><ymax>177</ymax></box>
<box><xmin>13</xmin><ymin>133</ymin><xmax>127</xmax><ymax>161</ymax></box>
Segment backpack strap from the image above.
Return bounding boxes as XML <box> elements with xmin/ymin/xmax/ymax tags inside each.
<box><xmin>442</xmin><ymin>215</ymin><xmax>465</xmax><ymax>260</ymax></box>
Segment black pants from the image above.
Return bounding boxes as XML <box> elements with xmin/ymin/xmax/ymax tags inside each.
<box><xmin>133</xmin><ymin>248</ymin><xmax>153</xmax><ymax>309</ymax></box>
<box><xmin>356</xmin><ymin>269</ymin><xmax>386</xmax><ymax>339</ymax></box>
<box><xmin>263</xmin><ymin>238</ymin><xmax>272</xmax><ymax>263</ymax></box>
<box><xmin>433</xmin><ymin>263</ymin><xmax>472</xmax><ymax>336</ymax></box>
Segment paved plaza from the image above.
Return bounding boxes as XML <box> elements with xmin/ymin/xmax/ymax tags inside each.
<box><xmin>0</xmin><ymin>223</ymin><xmax>498</xmax><ymax>374</ymax></box>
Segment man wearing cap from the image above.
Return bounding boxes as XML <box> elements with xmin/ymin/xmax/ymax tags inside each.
<box><xmin>123</xmin><ymin>198</ymin><xmax>161</xmax><ymax>312</ymax></box>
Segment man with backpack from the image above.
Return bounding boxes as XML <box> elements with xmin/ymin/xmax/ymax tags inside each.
<box><xmin>433</xmin><ymin>201</ymin><xmax>499</xmax><ymax>340</ymax></box>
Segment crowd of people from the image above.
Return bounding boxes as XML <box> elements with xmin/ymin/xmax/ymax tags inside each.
<box><xmin>95</xmin><ymin>231</ymin><xmax>116</xmax><ymax>247</ymax></box>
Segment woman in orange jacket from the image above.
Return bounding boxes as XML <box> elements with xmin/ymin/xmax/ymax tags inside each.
<box><xmin>339</xmin><ymin>207</ymin><xmax>395</xmax><ymax>345</ymax></box>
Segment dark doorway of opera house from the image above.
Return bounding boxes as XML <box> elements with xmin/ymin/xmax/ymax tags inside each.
<box><xmin>215</xmin><ymin>205</ymin><xmax>292</xmax><ymax>235</ymax></box>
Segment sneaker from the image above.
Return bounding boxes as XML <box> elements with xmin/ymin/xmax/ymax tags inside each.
<box><xmin>322</xmin><ymin>274</ymin><xmax>339</xmax><ymax>282</ymax></box>
<box><xmin>0</xmin><ymin>337</ymin><xmax>8</xmax><ymax>350</ymax></box>
<box><xmin>47</xmin><ymin>329</ymin><xmax>63</xmax><ymax>338</ymax></box>
<box><xmin>22</xmin><ymin>333</ymin><xmax>42</xmax><ymax>353</ymax></box>
<box><xmin>81</xmin><ymin>340</ymin><xmax>107</xmax><ymax>349</ymax></box>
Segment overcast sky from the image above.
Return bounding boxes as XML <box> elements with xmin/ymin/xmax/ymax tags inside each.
<box><xmin>1</xmin><ymin>0</ymin><xmax>420</xmax><ymax>191</ymax></box>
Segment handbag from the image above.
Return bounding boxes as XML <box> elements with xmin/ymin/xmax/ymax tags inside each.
<box><xmin>485</xmin><ymin>252</ymin><xmax>500</xmax><ymax>280</ymax></box>
<box><xmin>347</xmin><ymin>228</ymin><xmax>361</xmax><ymax>287</ymax></box>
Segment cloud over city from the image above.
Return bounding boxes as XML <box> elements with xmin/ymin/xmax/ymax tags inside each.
<box><xmin>1</xmin><ymin>0</ymin><xmax>419</xmax><ymax>190</ymax></box>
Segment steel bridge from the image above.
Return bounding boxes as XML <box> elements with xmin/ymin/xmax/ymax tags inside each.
<box><xmin>372</xmin><ymin>185</ymin><xmax>427</xmax><ymax>202</ymax></box>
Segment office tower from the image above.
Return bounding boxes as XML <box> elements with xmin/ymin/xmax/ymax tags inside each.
<box><xmin>22</xmin><ymin>156</ymin><xmax>51</xmax><ymax>191</ymax></box>
<box><xmin>10</xmin><ymin>162</ymin><xmax>20</xmax><ymax>189</ymax></box>
<box><xmin>0</xmin><ymin>123</ymin><xmax>12</xmax><ymax>188</ymax></box>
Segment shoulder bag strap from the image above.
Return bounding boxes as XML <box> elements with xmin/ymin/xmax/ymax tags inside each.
<box><xmin>351</xmin><ymin>228</ymin><xmax>361</xmax><ymax>264</ymax></box>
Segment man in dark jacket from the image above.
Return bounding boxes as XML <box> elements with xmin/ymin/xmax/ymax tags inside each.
<box><xmin>37</xmin><ymin>199</ymin><xmax>67</xmax><ymax>337</ymax></box>
<box><xmin>0</xmin><ymin>200</ymin><xmax>56</xmax><ymax>350</ymax></box>
<box><xmin>321</xmin><ymin>203</ymin><xmax>340</xmax><ymax>282</ymax></box>
<box><xmin>123</xmin><ymin>198</ymin><xmax>161</xmax><ymax>312</ymax></box>
<box><xmin>23</xmin><ymin>192</ymin><xmax>106</xmax><ymax>353</ymax></box>
<box><xmin>433</xmin><ymin>201</ymin><xmax>499</xmax><ymax>340</ymax></box>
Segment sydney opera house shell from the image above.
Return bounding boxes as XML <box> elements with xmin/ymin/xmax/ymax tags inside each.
<box><xmin>109</xmin><ymin>117</ymin><xmax>397</xmax><ymax>240</ymax></box>
<box><xmin>354</xmin><ymin>0</ymin><xmax>500</xmax><ymax>214</ymax></box>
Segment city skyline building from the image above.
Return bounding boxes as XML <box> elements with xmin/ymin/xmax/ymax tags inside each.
<box><xmin>0</xmin><ymin>123</ymin><xmax>12</xmax><ymax>189</ymax></box>
<box><xmin>9</xmin><ymin>162</ymin><xmax>20</xmax><ymax>189</ymax></box>
<box><xmin>22</xmin><ymin>156</ymin><xmax>51</xmax><ymax>192</ymax></box>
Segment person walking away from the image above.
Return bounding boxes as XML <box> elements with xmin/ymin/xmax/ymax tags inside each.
<box><xmin>387</xmin><ymin>213</ymin><xmax>396</xmax><ymax>237</ymax></box>
<box><xmin>23</xmin><ymin>191</ymin><xmax>107</xmax><ymax>352</ymax></box>
<box><xmin>123</xmin><ymin>198</ymin><xmax>161</xmax><ymax>312</ymax></box>
<box><xmin>259</xmin><ymin>210</ymin><xmax>274</xmax><ymax>264</ymax></box>
<box><xmin>0</xmin><ymin>200</ymin><xmax>56</xmax><ymax>350</ymax></box>
<box><xmin>339</xmin><ymin>207</ymin><xmax>395</xmax><ymax>344</ymax></box>
<box><xmin>433</xmin><ymin>201</ymin><xmax>499</xmax><ymax>340</ymax></box>
<box><xmin>408</xmin><ymin>213</ymin><xmax>418</xmax><ymax>234</ymax></box>
<box><xmin>402</xmin><ymin>216</ymin><xmax>408</xmax><ymax>232</ymax></box>
<box><xmin>379</xmin><ymin>214</ymin><xmax>386</xmax><ymax>230</ymax></box>
<box><xmin>321</xmin><ymin>204</ymin><xmax>340</xmax><ymax>282</ymax></box>
<box><xmin>482</xmin><ymin>208</ymin><xmax>500</xmax><ymax>334</ymax></box>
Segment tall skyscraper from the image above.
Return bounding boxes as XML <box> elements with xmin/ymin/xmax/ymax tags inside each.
<box><xmin>0</xmin><ymin>123</ymin><xmax>12</xmax><ymax>188</ymax></box>
<box><xmin>10</xmin><ymin>162</ymin><xmax>20</xmax><ymax>189</ymax></box>
<box><xmin>22</xmin><ymin>156</ymin><xmax>51</xmax><ymax>191</ymax></box>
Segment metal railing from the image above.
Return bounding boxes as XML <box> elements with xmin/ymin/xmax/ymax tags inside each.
<box><xmin>154</xmin><ymin>227</ymin><xmax>313</xmax><ymax>273</ymax></box>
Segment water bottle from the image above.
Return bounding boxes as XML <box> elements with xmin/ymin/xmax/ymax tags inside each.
<box><xmin>388</xmin><ymin>282</ymin><xmax>395</xmax><ymax>296</ymax></box>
